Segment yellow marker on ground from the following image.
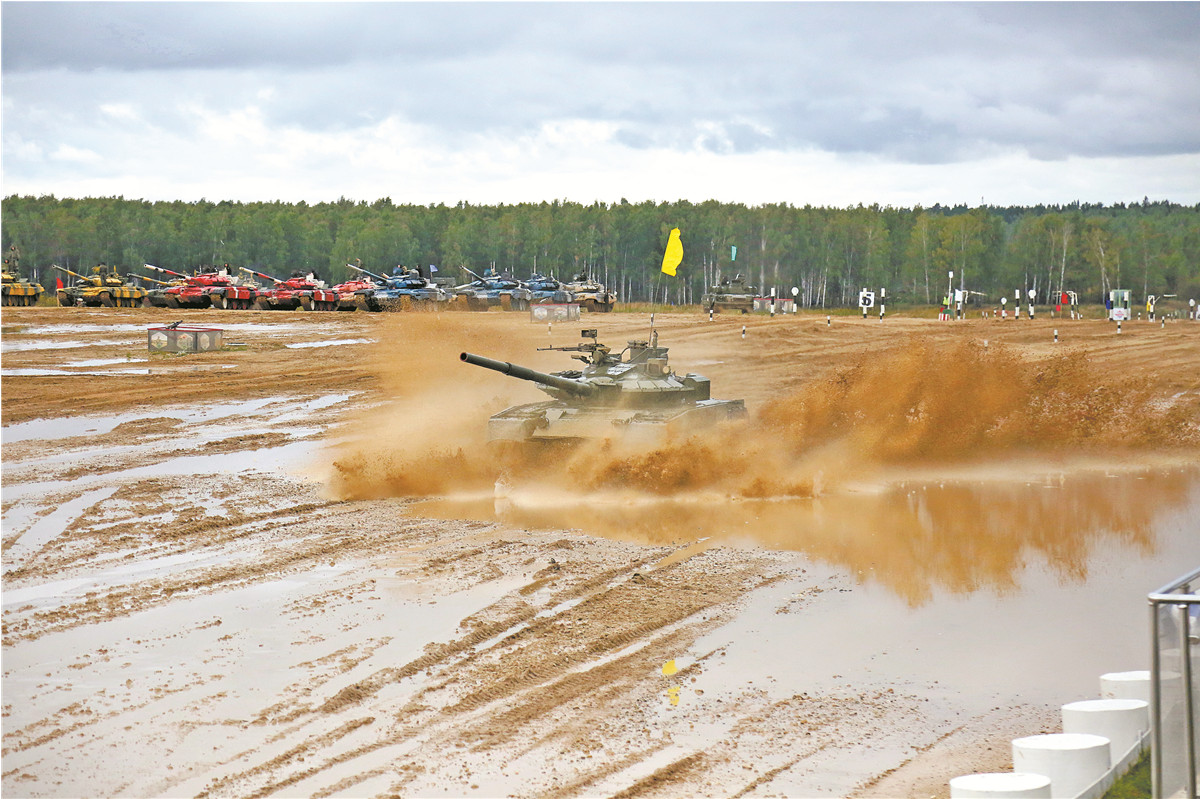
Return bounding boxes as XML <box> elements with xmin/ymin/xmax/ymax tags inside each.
<box><xmin>662</xmin><ymin>659</ymin><xmax>678</xmax><ymax>676</ymax></box>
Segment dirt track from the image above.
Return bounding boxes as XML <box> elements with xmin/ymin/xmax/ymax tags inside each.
<box><xmin>2</xmin><ymin>305</ymin><xmax>1199</xmax><ymax>798</ymax></box>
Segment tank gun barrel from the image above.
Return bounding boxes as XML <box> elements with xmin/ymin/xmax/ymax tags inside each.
<box><xmin>460</xmin><ymin>352</ymin><xmax>595</xmax><ymax>398</ymax></box>
<box><xmin>144</xmin><ymin>263</ymin><xmax>186</xmax><ymax>278</ymax></box>
<box><xmin>52</xmin><ymin>264</ymin><xmax>87</xmax><ymax>280</ymax></box>
<box><xmin>461</xmin><ymin>266</ymin><xmax>485</xmax><ymax>281</ymax></box>
<box><xmin>133</xmin><ymin>274</ymin><xmax>173</xmax><ymax>286</ymax></box>
<box><xmin>346</xmin><ymin>263</ymin><xmax>387</xmax><ymax>282</ymax></box>
<box><xmin>239</xmin><ymin>267</ymin><xmax>281</xmax><ymax>284</ymax></box>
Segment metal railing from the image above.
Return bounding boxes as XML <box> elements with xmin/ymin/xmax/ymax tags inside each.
<box><xmin>1151</xmin><ymin>565</ymin><xmax>1200</xmax><ymax>799</ymax></box>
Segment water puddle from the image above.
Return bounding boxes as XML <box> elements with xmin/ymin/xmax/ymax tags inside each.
<box><xmin>285</xmin><ymin>338</ymin><xmax>375</xmax><ymax>349</ymax></box>
<box><xmin>1</xmin><ymin>393</ymin><xmax>354</xmax><ymax>444</ymax></box>
<box><xmin>2</xmin><ymin>440</ymin><xmax>324</xmax><ymax>502</ymax></box>
<box><xmin>3</xmin><ymin>486</ymin><xmax>119</xmax><ymax>574</ymax></box>
<box><xmin>415</xmin><ymin>466</ymin><xmax>1200</xmax><ymax>606</ymax></box>
<box><xmin>0</xmin><ymin>338</ymin><xmax>137</xmax><ymax>352</ymax></box>
<box><xmin>1</xmin><ymin>368</ymin><xmax>153</xmax><ymax>376</ymax></box>
<box><xmin>62</xmin><ymin>357</ymin><xmax>149</xmax><ymax>367</ymax></box>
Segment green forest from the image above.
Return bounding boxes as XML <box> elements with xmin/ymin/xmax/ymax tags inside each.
<box><xmin>3</xmin><ymin>194</ymin><xmax>1198</xmax><ymax>307</ymax></box>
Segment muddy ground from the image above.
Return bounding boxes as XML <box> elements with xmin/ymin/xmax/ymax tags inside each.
<box><xmin>2</xmin><ymin>305</ymin><xmax>1199</xmax><ymax>798</ymax></box>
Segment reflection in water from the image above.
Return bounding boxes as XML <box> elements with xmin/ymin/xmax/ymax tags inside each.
<box><xmin>415</xmin><ymin>467</ymin><xmax>1198</xmax><ymax>607</ymax></box>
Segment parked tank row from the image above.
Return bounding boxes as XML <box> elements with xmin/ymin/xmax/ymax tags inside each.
<box><xmin>18</xmin><ymin>262</ymin><xmax>618</xmax><ymax>313</ymax></box>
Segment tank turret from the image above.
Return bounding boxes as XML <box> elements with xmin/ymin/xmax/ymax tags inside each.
<box><xmin>53</xmin><ymin>263</ymin><xmax>147</xmax><ymax>307</ymax></box>
<box><xmin>461</xmin><ymin>329</ymin><xmax>745</xmax><ymax>441</ymax></box>
<box><xmin>702</xmin><ymin>273</ymin><xmax>756</xmax><ymax>314</ymax></box>
<box><xmin>451</xmin><ymin>267</ymin><xmax>533</xmax><ymax>311</ymax></box>
<box><xmin>2</xmin><ymin>245</ymin><xmax>43</xmax><ymax>306</ymax></box>
<box><xmin>347</xmin><ymin>261</ymin><xmax>449</xmax><ymax>311</ymax></box>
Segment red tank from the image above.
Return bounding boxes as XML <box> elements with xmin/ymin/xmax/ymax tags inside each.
<box><xmin>240</xmin><ymin>268</ymin><xmax>339</xmax><ymax>311</ymax></box>
<box><xmin>331</xmin><ymin>276</ymin><xmax>376</xmax><ymax>311</ymax></box>
<box><xmin>144</xmin><ymin>264</ymin><xmax>259</xmax><ymax>309</ymax></box>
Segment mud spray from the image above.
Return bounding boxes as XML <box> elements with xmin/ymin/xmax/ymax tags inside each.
<box><xmin>328</xmin><ymin>317</ymin><xmax>1196</xmax><ymax>501</ymax></box>
<box><xmin>324</xmin><ymin>316</ymin><xmax>1199</xmax><ymax>603</ymax></box>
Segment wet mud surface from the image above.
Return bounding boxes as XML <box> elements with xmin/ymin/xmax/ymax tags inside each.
<box><xmin>3</xmin><ymin>306</ymin><xmax>1199</xmax><ymax>797</ymax></box>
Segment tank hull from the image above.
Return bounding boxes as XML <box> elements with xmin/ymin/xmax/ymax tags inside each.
<box><xmin>2</xmin><ymin>282</ymin><xmax>43</xmax><ymax>306</ymax></box>
<box><xmin>702</xmin><ymin>294</ymin><xmax>754</xmax><ymax>313</ymax></box>
<box><xmin>487</xmin><ymin>399</ymin><xmax>746</xmax><ymax>442</ymax></box>
<box><xmin>56</xmin><ymin>286</ymin><xmax>147</xmax><ymax>307</ymax></box>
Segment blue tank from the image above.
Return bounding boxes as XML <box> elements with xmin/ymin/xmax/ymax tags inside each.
<box><xmin>347</xmin><ymin>264</ymin><xmax>451</xmax><ymax>311</ymax></box>
<box><xmin>450</xmin><ymin>268</ymin><xmax>534</xmax><ymax>311</ymax></box>
<box><xmin>526</xmin><ymin>273</ymin><xmax>573</xmax><ymax>304</ymax></box>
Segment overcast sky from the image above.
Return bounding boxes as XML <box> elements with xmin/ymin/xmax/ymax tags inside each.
<box><xmin>3</xmin><ymin>2</ymin><xmax>1199</xmax><ymax>207</ymax></box>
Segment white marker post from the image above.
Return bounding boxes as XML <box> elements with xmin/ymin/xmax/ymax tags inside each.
<box><xmin>791</xmin><ymin>286</ymin><xmax>799</xmax><ymax>314</ymax></box>
<box><xmin>1001</xmin><ymin>296</ymin><xmax>1008</xmax><ymax>319</ymax></box>
<box><xmin>1028</xmin><ymin>289</ymin><xmax>1036</xmax><ymax>320</ymax></box>
<box><xmin>770</xmin><ymin>287</ymin><xmax>777</xmax><ymax>317</ymax></box>
<box><xmin>879</xmin><ymin>287</ymin><xmax>886</xmax><ymax>320</ymax></box>
<box><xmin>859</xmin><ymin>288</ymin><xmax>875</xmax><ymax>319</ymax></box>
<box><xmin>741</xmin><ymin>325</ymin><xmax>746</xmax><ymax>340</ymax></box>
<box><xmin>1054</xmin><ymin>329</ymin><xmax>1058</xmax><ymax>344</ymax></box>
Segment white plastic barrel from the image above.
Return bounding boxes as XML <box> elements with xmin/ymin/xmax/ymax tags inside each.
<box><xmin>1099</xmin><ymin>671</ymin><xmax>1151</xmax><ymax>704</ymax></box>
<box><xmin>1061</xmin><ymin>699</ymin><xmax>1149</xmax><ymax>765</ymax></box>
<box><xmin>949</xmin><ymin>772</ymin><xmax>1052</xmax><ymax>798</ymax></box>
<box><xmin>1012</xmin><ymin>733</ymin><xmax>1110</xmax><ymax>799</ymax></box>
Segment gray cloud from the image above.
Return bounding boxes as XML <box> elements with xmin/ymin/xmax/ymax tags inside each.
<box><xmin>2</xmin><ymin>1</ymin><xmax>1198</xmax><ymax>200</ymax></box>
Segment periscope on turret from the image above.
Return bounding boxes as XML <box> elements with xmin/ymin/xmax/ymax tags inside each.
<box><xmin>461</xmin><ymin>329</ymin><xmax>745</xmax><ymax>442</ymax></box>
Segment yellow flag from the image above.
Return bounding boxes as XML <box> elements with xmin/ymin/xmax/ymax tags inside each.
<box><xmin>660</xmin><ymin>228</ymin><xmax>683</xmax><ymax>276</ymax></box>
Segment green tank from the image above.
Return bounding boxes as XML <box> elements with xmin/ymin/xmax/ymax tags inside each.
<box><xmin>460</xmin><ymin>329</ymin><xmax>746</xmax><ymax>442</ymax></box>
<box><xmin>54</xmin><ymin>264</ymin><xmax>148</xmax><ymax>307</ymax></box>
<box><xmin>2</xmin><ymin>271</ymin><xmax>43</xmax><ymax>306</ymax></box>
<box><xmin>702</xmin><ymin>273</ymin><xmax>756</xmax><ymax>314</ymax></box>
<box><xmin>2</xmin><ymin>246</ymin><xmax>43</xmax><ymax>306</ymax></box>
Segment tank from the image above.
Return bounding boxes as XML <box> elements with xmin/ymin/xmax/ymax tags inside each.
<box><xmin>451</xmin><ymin>268</ymin><xmax>534</xmax><ymax>311</ymax></box>
<box><xmin>2</xmin><ymin>246</ymin><xmax>43</xmax><ymax>306</ymax></box>
<box><xmin>54</xmin><ymin>264</ymin><xmax>148</xmax><ymax>308</ymax></box>
<box><xmin>134</xmin><ymin>272</ymin><xmax>183</xmax><ymax>307</ymax></box>
<box><xmin>563</xmin><ymin>272</ymin><xmax>616</xmax><ymax>312</ymax></box>
<box><xmin>240</xmin><ymin>268</ymin><xmax>338</xmax><ymax>310</ymax></box>
<box><xmin>525</xmin><ymin>273</ymin><xmax>573</xmax><ymax>304</ymax></box>
<box><xmin>141</xmin><ymin>264</ymin><xmax>259</xmax><ymax>309</ymax></box>
<box><xmin>460</xmin><ymin>328</ymin><xmax>746</xmax><ymax>442</ymax></box>
<box><xmin>702</xmin><ymin>274</ymin><xmax>756</xmax><ymax>314</ymax></box>
<box><xmin>346</xmin><ymin>263</ymin><xmax>450</xmax><ymax>311</ymax></box>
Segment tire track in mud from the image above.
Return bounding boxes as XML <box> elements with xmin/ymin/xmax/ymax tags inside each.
<box><xmin>1</xmin><ymin>503</ymin><xmax>438</xmax><ymax>643</ymax></box>
<box><xmin>315</xmin><ymin>557</ymin><xmax>664</xmax><ymax>715</ymax></box>
<box><xmin>609</xmin><ymin>751</ymin><xmax>708</xmax><ymax>799</ymax></box>
<box><xmin>201</xmin><ymin>553</ymin><xmax>790</xmax><ymax>798</ymax></box>
<box><xmin>193</xmin><ymin>717</ymin><xmax>377</xmax><ymax>799</ymax></box>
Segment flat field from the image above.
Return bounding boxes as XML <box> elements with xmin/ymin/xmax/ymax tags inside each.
<box><xmin>3</xmin><ymin>305</ymin><xmax>1198</xmax><ymax>798</ymax></box>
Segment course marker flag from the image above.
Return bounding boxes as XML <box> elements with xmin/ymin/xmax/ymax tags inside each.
<box><xmin>661</xmin><ymin>228</ymin><xmax>683</xmax><ymax>276</ymax></box>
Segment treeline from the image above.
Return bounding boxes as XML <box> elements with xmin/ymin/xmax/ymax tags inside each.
<box><xmin>3</xmin><ymin>195</ymin><xmax>1198</xmax><ymax>306</ymax></box>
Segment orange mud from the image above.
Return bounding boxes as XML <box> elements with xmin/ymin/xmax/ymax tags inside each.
<box><xmin>3</xmin><ymin>306</ymin><xmax>1199</xmax><ymax>799</ymax></box>
<box><xmin>328</xmin><ymin>319</ymin><xmax>1199</xmax><ymax>502</ymax></box>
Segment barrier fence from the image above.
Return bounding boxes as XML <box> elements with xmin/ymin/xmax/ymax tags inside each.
<box><xmin>1151</xmin><ymin>565</ymin><xmax>1200</xmax><ymax>798</ymax></box>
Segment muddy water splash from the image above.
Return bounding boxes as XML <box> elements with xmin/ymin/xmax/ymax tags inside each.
<box><xmin>418</xmin><ymin>468</ymin><xmax>1197</xmax><ymax>606</ymax></box>
<box><xmin>329</xmin><ymin>328</ymin><xmax>1196</xmax><ymax>501</ymax></box>
<box><xmin>327</xmin><ymin>323</ymin><xmax>1199</xmax><ymax>601</ymax></box>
